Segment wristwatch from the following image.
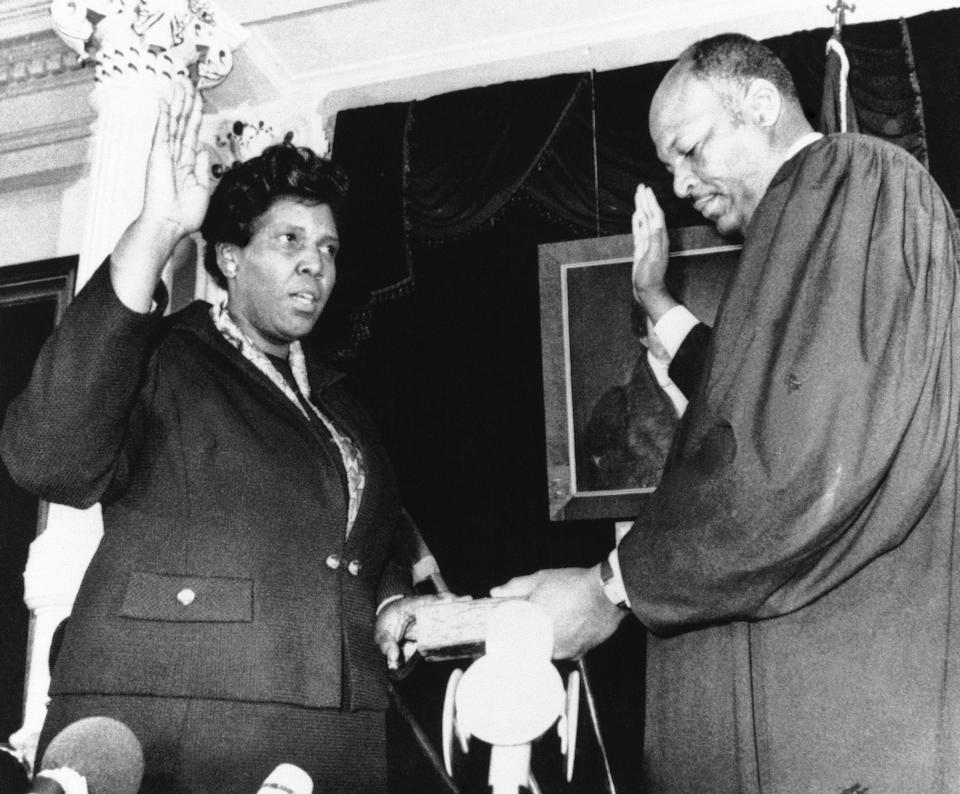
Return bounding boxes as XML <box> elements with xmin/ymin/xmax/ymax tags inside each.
<box><xmin>598</xmin><ymin>556</ymin><xmax>629</xmax><ymax>610</ymax></box>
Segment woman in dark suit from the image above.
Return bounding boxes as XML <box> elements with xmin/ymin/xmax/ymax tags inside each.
<box><xmin>1</xmin><ymin>79</ymin><xmax>431</xmax><ymax>793</ymax></box>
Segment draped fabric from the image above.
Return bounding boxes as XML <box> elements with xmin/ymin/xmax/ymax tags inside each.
<box><xmin>842</xmin><ymin>19</ymin><xmax>929</xmax><ymax>167</ymax></box>
<box><xmin>402</xmin><ymin>63</ymin><xmax>697</xmax><ymax>244</ymax></box>
<box><xmin>910</xmin><ymin>9</ymin><xmax>960</xmax><ymax>207</ymax></box>
<box><xmin>820</xmin><ymin>37</ymin><xmax>860</xmax><ymax>135</ymax></box>
<box><xmin>403</xmin><ymin>74</ymin><xmax>589</xmax><ymax>240</ymax></box>
<box><xmin>314</xmin><ymin>103</ymin><xmax>411</xmax><ymax>359</ymax></box>
<box><xmin>327</xmin><ymin>17</ymin><xmax>936</xmax><ymax>361</ymax></box>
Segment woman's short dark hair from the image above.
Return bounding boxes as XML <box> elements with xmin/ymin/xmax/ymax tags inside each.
<box><xmin>200</xmin><ymin>143</ymin><xmax>349</xmax><ymax>289</ymax></box>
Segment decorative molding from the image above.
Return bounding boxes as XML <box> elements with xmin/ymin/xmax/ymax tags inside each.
<box><xmin>50</xmin><ymin>0</ymin><xmax>245</xmax><ymax>90</ymax></box>
<box><xmin>0</xmin><ymin>0</ymin><xmax>50</xmax><ymax>38</ymax></box>
<box><xmin>207</xmin><ymin>97</ymin><xmax>334</xmax><ymax>171</ymax></box>
<box><xmin>0</xmin><ymin>30</ymin><xmax>92</xmax><ymax>95</ymax></box>
<box><xmin>0</xmin><ymin>115</ymin><xmax>92</xmax><ymax>155</ymax></box>
<box><xmin>229</xmin><ymin>0</ymin><xmax>371</xmax><ymax>21</ymax></box>
<box><xmin>0</xmin><ymin>28</ymin><xmax>94</xmax><ymax>182</ymax></box>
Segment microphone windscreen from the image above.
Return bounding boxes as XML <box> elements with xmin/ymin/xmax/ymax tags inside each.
<box><xmin>27</xmin><ymin>775</ymin><xmax>65</xmax><ymax>794</ymax></box>
<box><xmin>256</xmin><ymin>763</ymin><xmax>313</xmax><ymax>794</ymax></box>
<box><xmin>40</xmin><ymin>717</ymin><xmax>144</xmax><ymax>794</ymax></box>
<box><xmin>1</xmin><ymin>744</ymin><xmax>30</xmax><ymax>793</ymax></box>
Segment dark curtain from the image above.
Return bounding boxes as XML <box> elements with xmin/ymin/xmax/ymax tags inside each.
<box><xmin>328</xmin><ymin>14</ymin><xmax>936</xmax><ymax>350</ymax></box>
<box><xmin>323</xmin><ymin>10</ymin><xmax>956</xmax><ymax>793</ymax></box>
<box><xmin>404</xmin><ymin>74</ymin><xmax>588</xmax><ymax>239</ymax></box>
<box><xmin>908</xmin><ymin>9</ymin><xmax>960</xmax><ymax>205</ymax></box>
<box><xmin>842</xmin><ymin>19</ymin><xmax>929</xmax><ymax>165</ymax></box>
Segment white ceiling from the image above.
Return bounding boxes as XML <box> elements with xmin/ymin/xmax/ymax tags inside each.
<box><xmin>212</xmin><ymin>0</ymin><xmax>960</xmax><ymax>114</ymax></box>
<box><xmin>1</xmin><ymin>0</ymin><xmax>959</xmax><ymax>187</ymax></box>
<box><xmin>7</xmin><ymin>0</ymin><xmax>960</xmax><ymax>112</ymax></box>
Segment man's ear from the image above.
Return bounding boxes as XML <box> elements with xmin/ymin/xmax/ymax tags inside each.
<box><xmin>744</xmin><ymin>78</ymin><xmax>782</xmax><ymax>129</ymax></box>
<box><xmin>217</xmin><ymin>242</ymin><xmax>239</xmax><ymax>278</ymax></box>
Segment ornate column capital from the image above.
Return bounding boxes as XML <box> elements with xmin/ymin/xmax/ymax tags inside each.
<box><xmin>50</xmin><ymin>0</ymin><xmax>246</xmax><ymax>91</ymax></box>
<box><xmin>207</xmin><ymin>100</ymin><xmax>336</xmax><ymax>172</ymax></box>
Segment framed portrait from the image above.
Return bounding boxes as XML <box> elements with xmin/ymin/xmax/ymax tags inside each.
<box><xmin>538</xmin><ymin>227</ymin><xmax>739</xmax><ymax>521</ymax></box>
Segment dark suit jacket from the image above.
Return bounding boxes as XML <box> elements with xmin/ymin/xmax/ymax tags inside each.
<box><xmin>1</xmin><ymin>260</ymin><xmax>409</xmax><ymax>713</ymax></box>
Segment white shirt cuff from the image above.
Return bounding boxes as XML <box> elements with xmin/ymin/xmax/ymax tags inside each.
<box><xmin>647</xmin><ymin>349</ymin><xmax>689</xmax><ymax>416</ymax></box>
<box><xmin>601</xmin><ymin>549</ymin><xmax>631</xmax><ymax>608</ymax></box>
<box><xmin>653</xmin><ymin>305</ymin><xmax>700</xmax><ymax>360</ymax></box>
<box><xmin>36</xmin><ymin>769</ymin><xmax>89</xmax><ymax>794</ymax></box>
<box><xmin>376</xmin><ymin>594</ymin><xmax>405</xmax><ymax>615</ymax></box>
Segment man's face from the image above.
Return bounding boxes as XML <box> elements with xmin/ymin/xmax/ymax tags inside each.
<box><xmin>649</xmin><ymin>64</ymin><xmax>772</xmax><ymax>236</ymax></box>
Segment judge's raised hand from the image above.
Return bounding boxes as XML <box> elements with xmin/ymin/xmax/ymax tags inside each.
<box><xmin>632</xmin><ymin>184</ymin><xmax>677</xmax><ymax>323</ymax></box>
<box><xmin>490</xmin><ymin>567</ymin><xmax>628</xmax><ymax>659</ymax></box>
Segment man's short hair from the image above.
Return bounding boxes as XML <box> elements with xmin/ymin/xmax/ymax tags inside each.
<box><xmin>681</xmin><ymin>33</ymin><xmax>800</xmax><ymax>105</ymax></box>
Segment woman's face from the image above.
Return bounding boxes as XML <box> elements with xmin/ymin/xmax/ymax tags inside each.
<box><xmin>220</xmin><ymin>197</ymin><xmax>339</xmax><ymax>356</ymax></box>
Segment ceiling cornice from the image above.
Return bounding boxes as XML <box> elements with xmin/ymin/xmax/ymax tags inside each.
<box><xmin>206</xmin><ymin>0</ymin><xmax>960</xmax><ymax>115</ymax></box>
<box><xmin>0</xmin><ymin>0</ymin><xmax>52</xmax><ymax>38</ymax></box>
<box><xmin>2</xmin><ymin>0</ymin><xmax>960</xmax><ymax>191</ymax></box>
<box><xmin>0</xmin><ymin>29</ymin><xmax>90</xmax><ymax>95</ymax></box>
<box><xmin>0</xmin><ymin>113</ymin><xmax>89</xmax><ymax>154</ymax></box>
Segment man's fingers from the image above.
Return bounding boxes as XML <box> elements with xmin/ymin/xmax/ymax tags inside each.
<box><xmin>379</xmin><ymin>637</ymin><xmax>400</xmax><ymax>670</ymax></box>
<box><xmin>402</xmin><ymin>640</ymin><xmax>418</xmax><ymax>663</ymax></box>
<box><xmin>490</xmin><ymin>574</ymin><xmax>538</xmax><ymax>598</ymax></box>
<box><xmin>632</xmin><ymin>204</ymin><xmax>644</xmax><ymax>239</ymax></box>
<box><xmin>637</xmin><ymin>186</ymin><xmax>662</xmax><ymax>230</ymax></box>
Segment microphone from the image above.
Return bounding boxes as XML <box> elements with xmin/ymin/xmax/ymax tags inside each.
<box><xmin>256</xmin><ymin>763</ymin><xmax>313</xmax><ymax>794</ymax></box>
<box><xmin>0</xmin><ymin>743</ymin><xmax>30</xmax><ymax>794</ymax></box>
<box><xmin>30</xmin><ymin>716</ymin><xmax>144</xmax><ymax>794</ymax></box>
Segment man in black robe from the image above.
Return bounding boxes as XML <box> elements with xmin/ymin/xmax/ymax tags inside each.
<box><xmin>495</xmin><ymin>33</ymin><xmax>960</xmax><ymax>792</ymax></box>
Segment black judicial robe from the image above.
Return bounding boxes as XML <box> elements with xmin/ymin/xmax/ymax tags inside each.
<box><xmin>618</xmin><ymin>134</ymin><xmax>960</xmax><ymax>793</ymax></box>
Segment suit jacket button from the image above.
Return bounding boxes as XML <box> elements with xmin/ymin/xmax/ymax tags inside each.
<box><xmin>326</xmin><ymin>554</ymin><xmax>342</xmax><ymax>570</ymax></box>
<box><xmin>176</xmin><ymin>588</ymin><xmax>196</xmax><ymax>606</ymax></box>
<box><xmin>347</xmin><ymin>560</ymin><xmax>362</xmax><ymax>576</ymax></box>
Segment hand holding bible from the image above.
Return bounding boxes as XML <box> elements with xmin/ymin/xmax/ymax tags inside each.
<box><xmin>490</xmin><ymin>567</ymin><xmax>628</xmax><ymax>660</ymax></box>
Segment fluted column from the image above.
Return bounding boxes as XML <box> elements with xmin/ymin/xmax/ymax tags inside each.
<box><xmin>9</xmin><ymin>0</ymin><xmax>244</xmax><ymax>769</ymax></box>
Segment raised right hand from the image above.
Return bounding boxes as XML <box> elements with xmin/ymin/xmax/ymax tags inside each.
<box><xmin>110</xmin><ymin>79</ymin><xmax>211</xmax><ymax>311</ymax></box>
<box><xmin>141</xmin><ymin>79</ymin><xmax>211</xmax><ymax>242</ymax></box>
<box><xmin>631</xmin><ymin>184</ymin><xmax>676</xmax><ymax>323</ymax></box>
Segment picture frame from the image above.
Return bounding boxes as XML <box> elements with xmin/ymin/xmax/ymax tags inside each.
<box><xmin>538</xmin><ymin>227</ymin><xmax>740</xmax><ymax>521</ymax></box>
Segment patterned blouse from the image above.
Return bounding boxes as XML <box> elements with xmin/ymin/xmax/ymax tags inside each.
<box><xmin>211</xmin><ymin>302</ymin><xmax>366</xmax><ymax>536</ymax></box>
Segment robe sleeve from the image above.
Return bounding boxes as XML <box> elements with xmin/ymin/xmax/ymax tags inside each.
<box><xmin>668</xmin><ymin>321</ymin><xmax>712</xmax><ymax>399</ymax></box>
<box><xmin>618</xmin><ymin>135</ymin><xmax>960</xmax><ymax>634</ymax></box>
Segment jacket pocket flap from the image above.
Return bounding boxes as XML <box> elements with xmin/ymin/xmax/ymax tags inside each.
<box><xmin>120</xmin><ymin>572</ymin><xmax>253</xmax><ymax>622</ymax></box>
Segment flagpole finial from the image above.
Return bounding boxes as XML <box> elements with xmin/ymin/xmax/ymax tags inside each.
<box><xmin>826</xmin><ymin>1</ymin><xmax>856</xmax><ymax>39</ymax></box>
